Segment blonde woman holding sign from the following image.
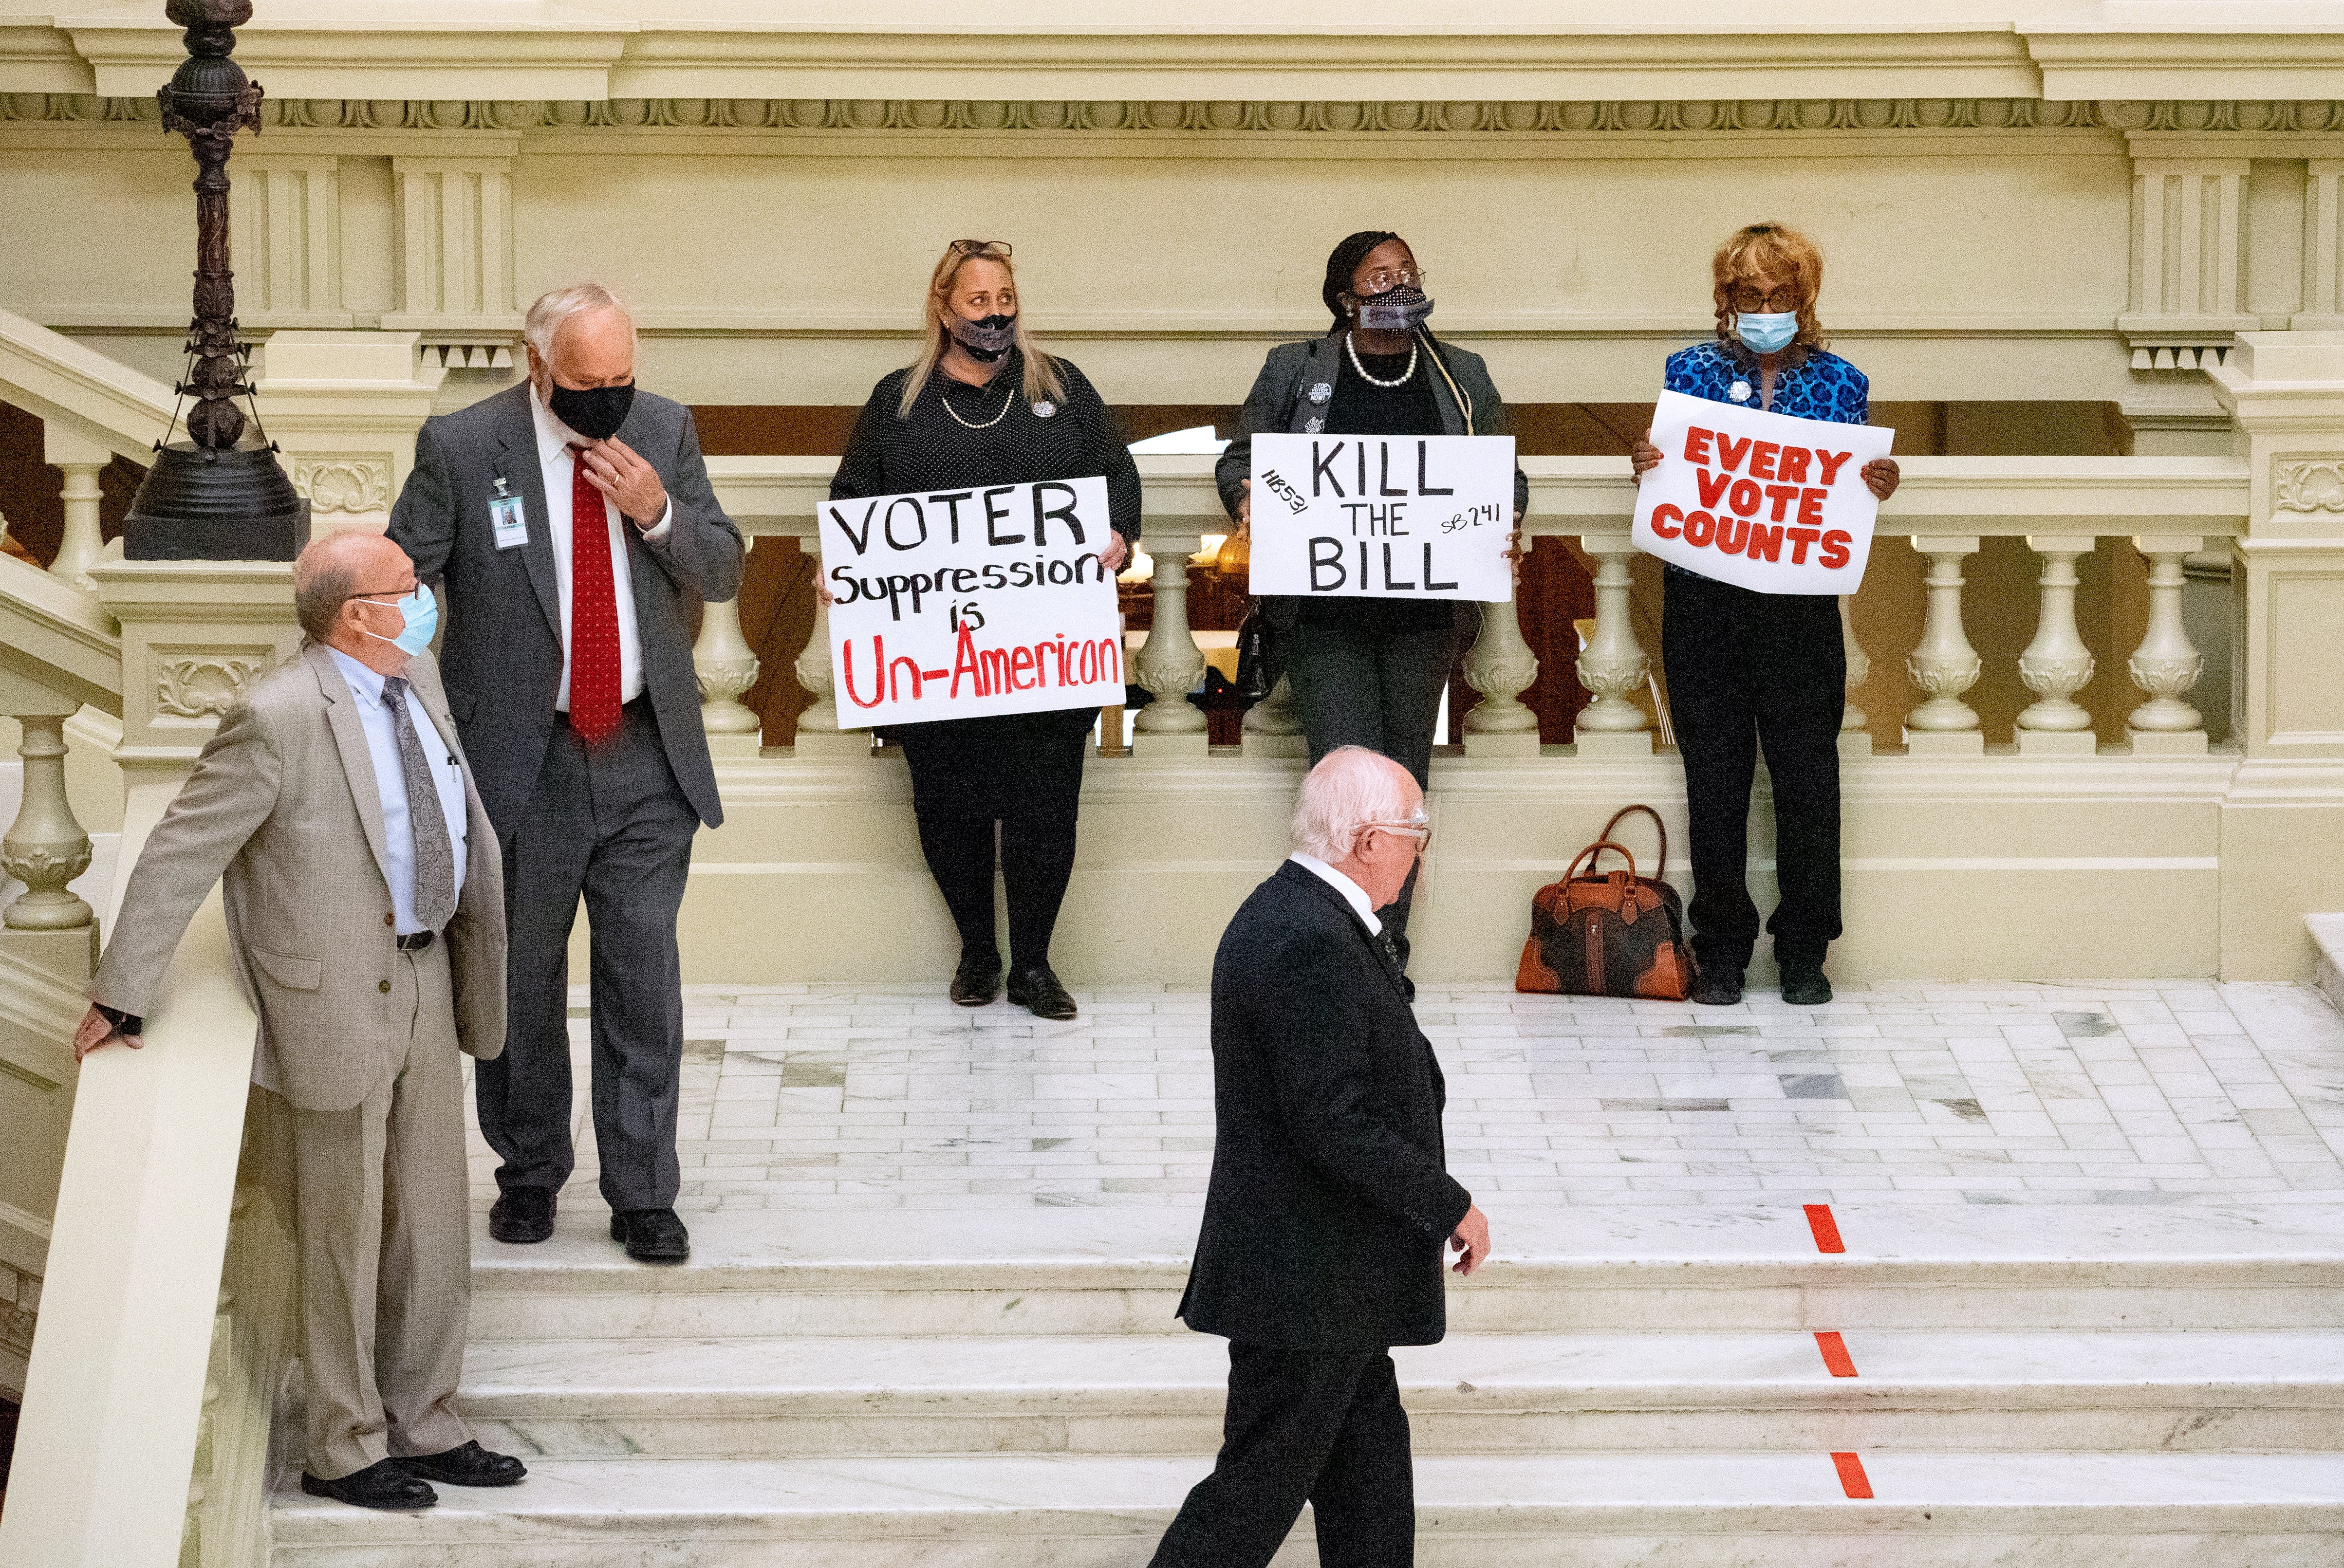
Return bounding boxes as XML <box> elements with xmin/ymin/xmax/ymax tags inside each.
<box><xmin>830</xmin><ymin>239</ymin><xmax>1141</xmax><ymax>1019</ymax></box>
<box><xmin>1631</xmin><ymin>222</ymin><xmax>1898</xmax><ymax>1007</ymax></box>
<box><xmin>1218</xmin><ymin>231</ymin><xmax>1529</xmax><ymax>985</ymax></box>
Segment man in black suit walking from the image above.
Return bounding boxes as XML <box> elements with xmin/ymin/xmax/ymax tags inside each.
<box><xmin>1151</xmin><ymin>746</ymin><xmax>1491</xmax><ymax>1568</ymax></box>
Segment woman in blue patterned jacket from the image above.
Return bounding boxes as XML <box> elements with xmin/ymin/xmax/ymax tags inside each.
<box><xmin>1631</xmin><ymin>223</ymin><xmax>1898</xmax><ymax>1007</ymax></box>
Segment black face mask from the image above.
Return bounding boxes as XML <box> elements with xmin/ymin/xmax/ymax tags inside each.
<box><xmin>1356</xmin><ymin>285</ymin><xmax>1434</xmax><ymax>333</ymax></box>
<box><xmin>549</xmin><ymin>381</ymin><xmax>635</xmax><ymax>441</ymax></box>
<box><xmin>950</xmin><ymin>313</ymin><xmax>1018</xmax><ymax>362</ymax></box>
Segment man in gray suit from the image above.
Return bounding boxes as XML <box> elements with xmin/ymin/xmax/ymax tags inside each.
<box><xmin>387</xmin><ymin>282</ymin><xmax>744</xmax><ymax>1263</ymax></box>
<box><xmin>76</xmin><ymin>531</ymin><xmax>523</xmax><ymax>1512</ymax></box>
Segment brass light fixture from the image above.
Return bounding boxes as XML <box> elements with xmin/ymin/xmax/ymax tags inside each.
<box><xmin>121</xmin><ymin>0</ymin><xmax>307</xmax><ymax>561</ymax></box>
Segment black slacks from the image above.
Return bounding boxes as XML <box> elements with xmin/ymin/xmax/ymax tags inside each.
<box><xmin>1660</xmin><ymin>566</ymin><xmax>1845</xmax><ymax>972</ymax></box>
<box><xmin>1286</xmin><ymin>614</ymin><xmax>1458</xmax><ymax>970</ymax></box>
<box><xmin>476</xmin><ymin>700</ymin><xmax>699</xmax><ymax>1211</ymax></box>
<box><xmin>1149</xmin><ymin>1342</ymin><xmax>1415</xmax><ymax>1568</ymax></box>
<box><xmin>898</xmin><ymin>709</ymin><xmax>1090</xmax><ymax>972</ymax></box>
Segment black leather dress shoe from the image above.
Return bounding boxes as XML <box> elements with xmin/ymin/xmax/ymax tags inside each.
<box><xmin>394</xmin><ymin>1440</ymin><xmax>527</xmax><ymax>1488</ymax></box>
<box><xmin>300</xmin><ymin>1458</ymin><xmax>437</xmax><ymax>1511</ymax></box>
<box><xmin>1693</xmin><ymin>967</ymin><xmax>1745</xmax><ymax>1006</ymax></box>
<box><xmin>489</xmin><ymin>1187</ymin><xmax>556</xmax><ymax>1244</ymax></box>
<box><xmin>1006</xmin><ymin>964</ymin><xmax>1078</xmax><ymax>1021</ymax></box>
<box><xmin>950</xmin><ymin>949</ymin><xmax>1002</xmax><ymax>1007</ymax></box>
<box><xmin>611</xmin><ymin>1206</ymin><xmax>691</xmax><ymax>1263</ymax></box>
<box><xmin>1780</xmin><ymin>964</ymin><xmax>1834</xmax><ymax>1006</ymax></box>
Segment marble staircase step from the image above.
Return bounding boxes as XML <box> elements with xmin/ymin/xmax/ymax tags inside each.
<box><xmin>468</xmin><ymin>1202</ymin><xmax>2344</xmax><ymax>1340</ymax></box>
<box><xmin>266</xmin><ymin>1451</ymin><xmax>2344</xmax><ymax>1568</ymax></box>
<box><xmin>456</xmin><ymin>1330</ymin><xmax>2344</xmax><ymax>1458</ymax></box>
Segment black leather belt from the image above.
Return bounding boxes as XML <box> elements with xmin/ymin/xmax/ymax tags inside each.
<box><xmin>396</xmin><ymin>931</ymin><xmax>436</xmax><ymax>951</ymax></box>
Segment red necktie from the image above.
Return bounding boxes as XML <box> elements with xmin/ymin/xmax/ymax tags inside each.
<box><xmin>568</xmin><ymin>449</ymin><xmax>622</xmax><ymax>745</ymax></box>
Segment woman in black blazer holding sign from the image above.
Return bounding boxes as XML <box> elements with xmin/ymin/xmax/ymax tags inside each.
<box><xmin>831</xmin><ymin>239</ymin><xmax>1141</xmax><ymax>1019</ymax></box>
<box><xmin>1218</xmin><ymin>231</ymin><xmax>1529</xmax><ymax>978</ymax></box>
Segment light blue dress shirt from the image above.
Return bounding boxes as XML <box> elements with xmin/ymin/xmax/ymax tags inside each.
<box><xmin>328</xmin><ymin>647</ymin><xmax>469</xmax><ymax>935</ymax></box>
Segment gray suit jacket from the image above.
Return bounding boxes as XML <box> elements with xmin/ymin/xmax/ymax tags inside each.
<box><xmin>90</xmin><ymin>646</ymin><xmax>506</xmax><ymax>1113</ymax></box>
<box><xmin>386</xmin><ymin>381</ymin><xmax>745</xmax><ymax>838</ymax></box>
<box><xmin>1217</xmin><ymin>331</ymin><xmax>1531</xmax><ymax>633</ymax></box>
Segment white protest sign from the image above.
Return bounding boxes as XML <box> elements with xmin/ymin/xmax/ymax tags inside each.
<box><xmin>1632</xmin><ymin>388</ymin><xmax>1894</xmax><ymax>594</ymax></box>
<box><xmin>819</xmin><ymin>476</ymin><xmax>1125</xmax><ymax>728</ymax></box>
<box><xmin>1249</xmin><ymin>433</ymin><xmax>1515</xmax><ymax>603</ymax></box>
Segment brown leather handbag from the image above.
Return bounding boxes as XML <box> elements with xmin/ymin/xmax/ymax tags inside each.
<box><xmin>1515</xmin><ymin>805</ymin><xmax>1695</xmax><ymax>1000</ymax></box>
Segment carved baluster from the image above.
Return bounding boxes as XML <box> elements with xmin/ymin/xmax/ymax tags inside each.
<box><xmin>1572</xmin><ymin>538</ymin><xmax>1649</xmax><ymax>756</ymax></box>
<box><xmin>3</xmin><ymin>710</ymin><xmax>93</xmax><ymax>929</ymax></box>
<box><xmin>1903</xmin><ymin>536</ymin><xmax>1984</xmax><ymax>753</ymax></box>
<box><xmin>788</xmin><ymin>582</ymin><xmax>870</xmax><ymax>757</ymax></box>
<box><xmin>693</xmin><ymin>594</ymin><xmax>761</xmax><ymax>748</ymax></box>
<box><xmin>1132</xmin><ymin>530</ymin><xmax>1208</xmax><ymax>756</ymax></box>
<box><xmin>45</xmin><ymin>429</ymin><xmax>111</xmax><ymax>591</ymax></box>
<box><xmin>2127</xmin><ymin>535</ymin><xmax>2209</xmax><ymax>754</ymax></box>
<box><xmin>1242</xmin><ymin>672</ymin><xmax>1305</xmax><ymax>756</ymax></box>
<box><xmin>1463</xmin><ymin>589</ymin><xmax>1541</xmax><ymax>757</ymax></box>
<box><xmin>2015</xmin><ymin>536</ymin><xmax>2098</xmax><ymax>754</ymax></box>
<box><xmin>1838</xmin><ymin>596</ymin><xmax>1872</xmax><ymax>756</ymax></box>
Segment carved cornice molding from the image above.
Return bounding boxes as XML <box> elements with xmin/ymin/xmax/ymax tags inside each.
<box><xmin>4</xmin><ymin>92</ymin><xmax>2344</xmax><ymax>137</ymax></box>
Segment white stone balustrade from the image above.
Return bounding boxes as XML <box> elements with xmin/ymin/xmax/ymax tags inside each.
<box><xmin>43</xmin><ymin>427</ymin><xmax>109</xmax><ymax>591</ymax></box>
<box><xmin>2127</xmin><ymin>535</ymin><xmax>2210</xmax><ymax>754</ymax></box>
<box><xmin>1130</xmin><ymin>527</ymin><xmax>1209</xmax><ymax>756</ymax></box>
<box><xmin>1</xmin><ymin>707</ymin><xmax>92</xmax><ymax>931</ymax></box>
<box><xmin>1904</xmin><ymin>536</ymin><xmax>1985</xmax><ymax>754</ymax></box>
<box><xmin>1241</xmin><ymin>672</ymin><xmax>1305</xmax><ymax>755</ymax></box>
<box><xmin>2016</xmin><ymin>535</ymin><xmax>2100</xmax><ymax>754</ymax></box>
<box><xmin>1462</xmin><ymin>593</ymin><xmax>1541</xmax><ymax>759</ymax></box>
<box><xmin>1568</xmin><ymin>537</ymin><xmax>1649</xmax><ymax>757</ymax></box>
<box><xmin>1838</xmin><ymin>597</ymin><xmax>1872</xmax><ymax>756</ymax></box>
<box><xmin>691</xmin><ymin>593</ymin><xmax>762</xmax><ymax>756</ymax></box>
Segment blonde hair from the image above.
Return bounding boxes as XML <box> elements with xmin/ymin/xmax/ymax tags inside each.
<box><xmin>1711</xmin><ymin>222</ymin><xmax>1826</xmax><ymax>355</ymax></box>
<box><xmin>896</xmin><ymin>239</ymin><xmax>1066</xmax><ymax>420</ymax></box>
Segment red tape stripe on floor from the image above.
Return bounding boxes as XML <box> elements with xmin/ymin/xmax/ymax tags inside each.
<box><xmin>1814</xmin><ymin>1331</ymin><xmax>1858</xmax><ymax>1377</ymax></box>
<box><xmin>1831</xmin><ymin>1451</ymin><xmax>1874</xmax><ymax>1499</ymax></box>
<box><xmin>1804</xmin><ymin>1203</ymin><xmax>1845</xmax><ymax>1253</ymax></box>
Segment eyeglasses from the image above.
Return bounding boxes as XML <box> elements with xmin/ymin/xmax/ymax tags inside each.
<box><xmin>947</xmin><ymin>238</ymin><xmax>1012</xmax><ymax>258</ymax></box>
<box><xmin>342</xmin><ymin>586</ymin><xmax>416</xmax><ymax>605</ymax></box>
<box><xmin>1727</xmin><ymin>282</ymin><xmax>1802</xmax><ymax>313</ymax></box>
<box><xmin>1356</xmin><ymin>265</ymin><xmax>1425</xmax><ymax>295</ymax></box>
<box><xmin>1369</xmin><ymin>816</ymin><xmax>1432</xmax><ymax>856</ymax></box>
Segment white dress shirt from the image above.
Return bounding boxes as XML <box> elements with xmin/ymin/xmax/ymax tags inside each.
<box><xmin>329</xmin><ymin>648</ymin><xmax>469</xmax><ymax>935</ymax></box>
<box><xmin>1288</xmin><ymin>852</ymin><xmax>1381</xmax><ymax>936</ymax></box>
<box><xmin>527</xmin><ymin>383</ymin><xmax>673</xmax><ymax>712</ymax></box>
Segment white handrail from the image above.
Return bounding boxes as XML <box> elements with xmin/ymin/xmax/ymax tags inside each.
<box><xmin>0</xmin><ymin>307</ymin><xmax>175</xmax><ymax>466</ymax></box>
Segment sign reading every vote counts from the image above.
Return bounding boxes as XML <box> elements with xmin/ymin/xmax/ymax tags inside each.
<box><xmin>1633</xmin><ymin>388</ymin><xmax>1895</xmax><ymax>594</ymax></box>
<box><xmin>819</xmin><ymin>476</ymin><xmax>1125</xmax><ymax>727</ymax></box>
<box><xmin>1249</xmin><ymin>434</ymin><xmax>1516</xmax><ymax>603</ymax></box>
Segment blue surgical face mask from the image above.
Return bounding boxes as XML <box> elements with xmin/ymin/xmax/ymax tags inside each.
<box><xmin>359</xmin><ymin>583</ymin><xmax>438</xmax><ymax>657</ymax></box>
<box><xmin>1735</xmin><ymin>311</ymin><xmax>1799</xmax><ymax>353</ymax></box>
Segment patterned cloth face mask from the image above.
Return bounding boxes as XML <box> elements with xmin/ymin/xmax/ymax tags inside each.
<box><xmin>1356</xmin><ymin>285</ymin><xmax>1434</xmax><ymax>333</ymax></box>
<box><xmin>950</xmin><ymin>313</ymin><xmax>1018</xmax><ymax>361</ymax></box>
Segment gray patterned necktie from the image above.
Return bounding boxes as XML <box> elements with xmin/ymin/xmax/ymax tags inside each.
<box><xmin>380</xmin><ymin>675</ymin><xmax>457</xmax><ymax>932</ymax></box>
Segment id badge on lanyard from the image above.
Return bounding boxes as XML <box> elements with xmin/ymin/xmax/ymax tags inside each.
<box><xmin>489</xmin><ymin>476</ymin><xmax>527</xmax><ymax>550</ymax></box>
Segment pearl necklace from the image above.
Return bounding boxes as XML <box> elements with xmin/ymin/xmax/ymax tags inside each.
<box><xmin>938</xmin><ymin>376</ymin><xmax>1017</xmax><ymax>430</ymax></box>
<box><xmin>1345</xmin><ymin>331</ymin><xmax>1418</xmax><ymax>388</ymax></box>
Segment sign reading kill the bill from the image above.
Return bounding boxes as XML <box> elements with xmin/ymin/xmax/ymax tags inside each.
<box><xmin>1249</xmin><ymin>434</ymin><xmax>1516</xmax><ymax>602</ymax></box>
<box><xmin>1633</xmin><ymin>388</ymin><xmax>1895</xmax><ymax>594</ymax></box>
<box><xmin>820</xmin><ymin>476</ymin><xmax>1125</xmax><ymax>728</ymax></box>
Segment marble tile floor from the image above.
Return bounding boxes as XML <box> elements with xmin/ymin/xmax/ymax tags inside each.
<box><xmin>464</xmin><ymin>978</ymin><xmax>2344</xmax><ymax>1217</ymax></box>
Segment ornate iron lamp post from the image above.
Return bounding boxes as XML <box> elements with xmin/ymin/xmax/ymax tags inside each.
<box><xmin>121</xmin><ymin>0</ymin><xmax>307</xmax><ymax>560</ymax></box>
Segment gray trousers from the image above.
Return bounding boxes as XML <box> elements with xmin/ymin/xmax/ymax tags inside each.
<box><xmin>476</xmin><ymin>700</ymin><xmax>699</xmax><ymax>1211</ymax></box>
<box><xmin>1286</xmin><ymin>614</ymin><xmax>1460</xmax><ymax>968</ymax></box>
<box><xmin>286</xmin><ymin>939</ymin><xmax>472</xmax><ymax>1479</ymax></box>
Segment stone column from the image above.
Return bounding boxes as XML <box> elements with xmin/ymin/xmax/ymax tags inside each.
<box><xmin>42</xmin><ymin>428</ymin><xmax>110</xmax><ymax>590</ymax></box>
<box><xmin>1838</xmin><ymin>596</ymin><xmax>1872</xmax><ymax>757</ymax></box>
<box><xmin>1902</xmin><ymin>537</ymin><xmax>1984</xmax><ymax>754</ymax></box>
<box><xmin>1</xmin><ymin>710</ymin><xmax>92</xmax><ymax>933</ymax></box>
<box><xmin>692</xmin><ymin>594</ymin><xmax>762</xmax><ymax>760</ymax></box>
<box><xmin>1462</xmin><ymin>596</ymin><xmax>1540</xmax><ymax>758</ymax></box>
<box><xmin>2015</xmin><ymin>536</ymin><xmax>2099</xmax><ymax>755</ymax></box>
<box><xmin>783</xmin><ymin>525</ymin><xmax>872</xmax><ymax>759</ymax></box>
<box><xmin>1571</xmin><ymin>538</ymin><xmax>1650</xmax><ymax>757</ymax></box>
<box><xmin>2125</xmin><ymin>535</ymin><xmax>2208</xmax><ymax>754</ymax></box>
<box><xmin>1241</xmin><ymin>673</ymin><xmax>1306</xmax><ymax>756</ymax></box>
<box><xmin>1131</xmin><ymin>529</ymin><xmax>1208</xmax><ymax>757</ymax></box>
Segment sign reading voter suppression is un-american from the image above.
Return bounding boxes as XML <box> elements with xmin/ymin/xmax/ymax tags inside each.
<box><xmin>1633</xmin><ymin>388</ymin><xmax>1895</xmax><ymax>594</ymax></box>
<box><xmin>1249</xmin><ymin>434</ymin><xmax>1516</xmax><ymax>602</ymax></box>
<box><xmin>820</xmin><ymin>476</ymin><xmax>1125</xmax><ymax>728</ymax></box>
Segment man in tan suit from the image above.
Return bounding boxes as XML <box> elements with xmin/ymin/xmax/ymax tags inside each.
<box><xmin>75</xmin><ymin>531</ymin><xmax>526</xmax><ymax>1512</ymax></box>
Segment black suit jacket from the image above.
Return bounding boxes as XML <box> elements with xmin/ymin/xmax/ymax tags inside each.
<box><xmin>1177</xmin><ymin>861</ymin><xmax>1474</xmax><ymax>1350</ymax></box>
<box><xmin>386</xmin><ymin>381</ymin><xmax>746</xmax><ymax>837</ymax></box>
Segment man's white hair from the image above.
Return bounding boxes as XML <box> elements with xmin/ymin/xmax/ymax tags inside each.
<box><xmin>523</xmin><ymin>282</ymin><xmax>634</xmax><ymax>360</ymax></box>
<box><xmin>1291</xmin><ymin>746</ymin><xmax>1416</xmax><ymax>861</ymax></box>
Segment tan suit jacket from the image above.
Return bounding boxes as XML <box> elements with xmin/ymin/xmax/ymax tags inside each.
<box><xmin>92</xmin><ymin>643</ymin><xmax>505</xmax><ymax>1112</ymax></box>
